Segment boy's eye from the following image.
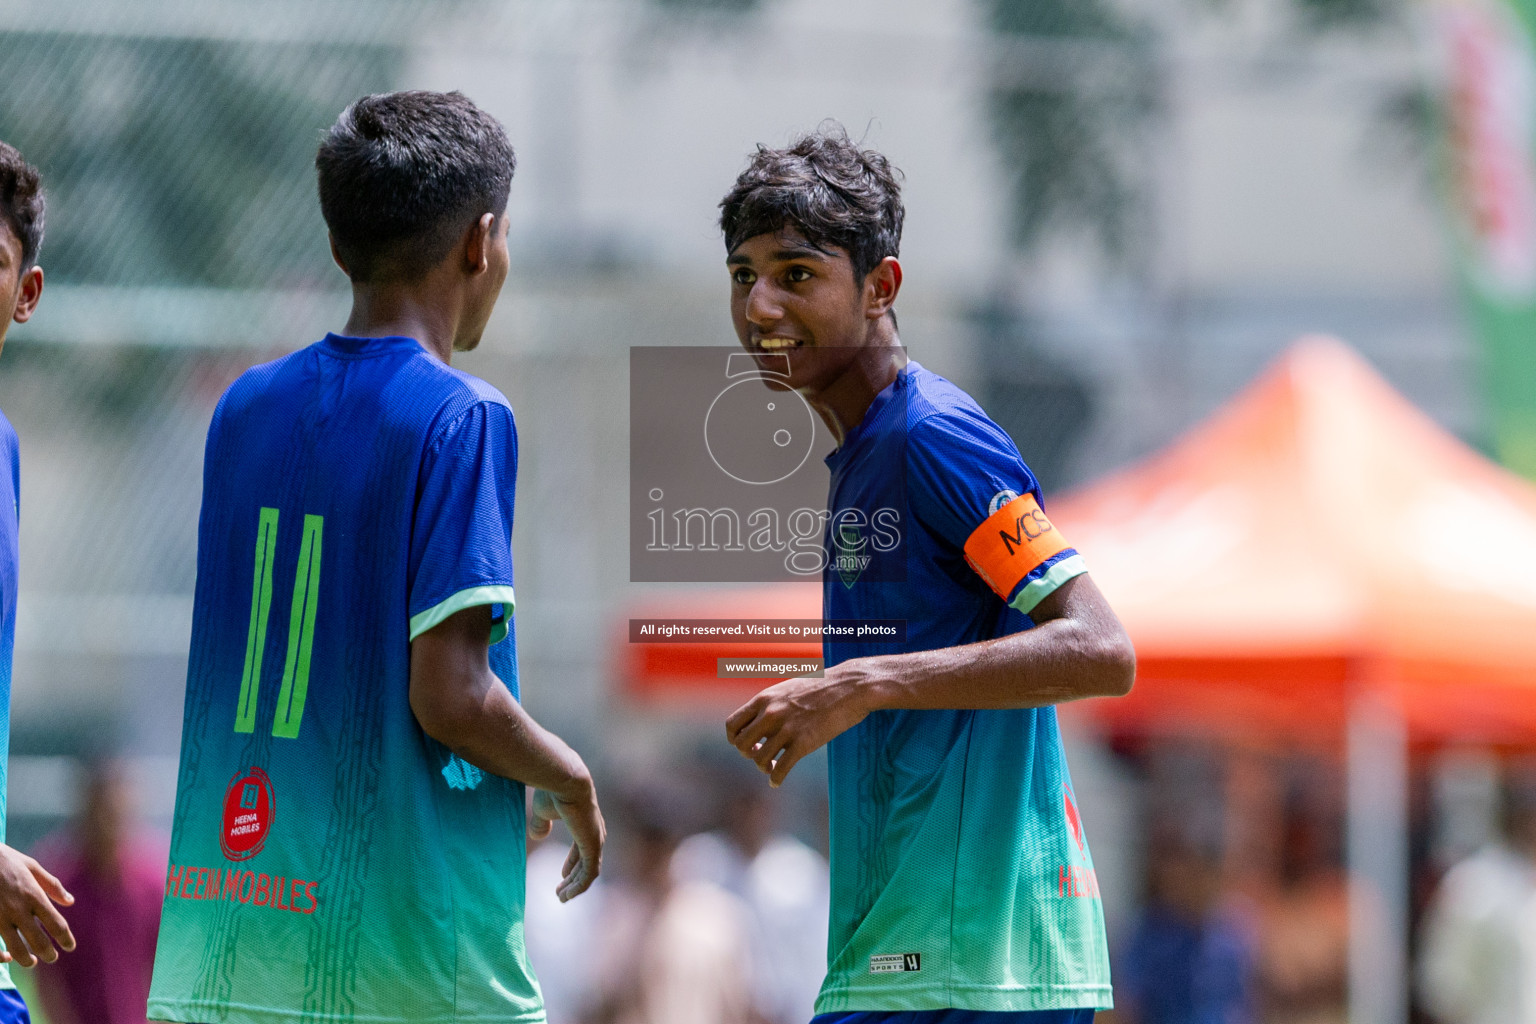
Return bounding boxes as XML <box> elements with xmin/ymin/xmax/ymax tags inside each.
<box><xmin>732</xmin><ymin>268</ymin><xmax>756</xmax><ymax>285</ymax></box>
<box><xmin>787</xmin><ymin>266</ymin><xmax>812</xmax><ymax>283</ymax></box>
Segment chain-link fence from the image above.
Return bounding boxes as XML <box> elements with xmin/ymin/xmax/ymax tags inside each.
<box><xmin>0</xmin><ymin>2</ymin><xmax>827</xmax><ymax>852</ymax></box>
<box><xmin>0</xmin><ymin>5</ymin><xmax>428</xmax><ymax>848</ymax></box>
<box><xmin>0</xmin><ymin>0</ymin><xmax>1469</xmax><ymax>869</ymax></box>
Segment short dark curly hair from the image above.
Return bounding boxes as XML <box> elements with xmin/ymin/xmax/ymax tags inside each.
<box><xmin>316</xmin><ymin>90</ymin><xmax>515</xmax><ymax>283</ymax></box>
<box><xmin>719</xmin><ymin>124</ymin><xmax>904</xmax><ymax>282</ymax></box>
<box><xmin>0</xmin><ymin>141</ymin><xmax>45</xmax><ymax>274</ymax></box>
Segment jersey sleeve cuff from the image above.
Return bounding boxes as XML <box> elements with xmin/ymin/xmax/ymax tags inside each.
<box><xmin>409</xmin><ymin>585</ymin><xmax>517</xmax><ymax>644</ymax></box>
<box><xmin>1008</xmin><ymin>553</ymin><xmax>1087</xmax><ymax>616</ymax></box>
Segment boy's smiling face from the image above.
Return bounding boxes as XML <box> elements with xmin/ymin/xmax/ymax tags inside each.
<box><xmin>727</xmin><ymin>227</ymin><xmax>890</xmax><ymax>397</ymax></box>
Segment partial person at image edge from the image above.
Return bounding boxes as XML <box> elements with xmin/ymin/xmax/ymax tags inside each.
<box><xmin>0</xmin><ymin>140</ymin><xmax>78</xmax><ymax>1023</ymax></box>
<box><xmin>1419</xmin><ymin>767</ymin><xmax>1536</xmax><ymax>1024</ymax></box>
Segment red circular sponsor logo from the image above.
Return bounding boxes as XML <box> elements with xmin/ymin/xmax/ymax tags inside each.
<box><xmin>220</xmin><ymin>767</ymin><xmax>274</xmax><ymax>861</ymax></box>
<box><xmin>1064</xmin><ymin>786</ymin><xmax>1085</xmax><ymax>854</ymax></box>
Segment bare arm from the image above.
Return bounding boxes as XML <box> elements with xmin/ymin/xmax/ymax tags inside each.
<box><xmin>727</xmin><ymin>573</ymin><xmax>1135</xmax><ymax>786</ymax></box>
<box><xmin>410</xmin><ymin>604</ymin><xmax>604</xmax><ymax>901</ymax></box>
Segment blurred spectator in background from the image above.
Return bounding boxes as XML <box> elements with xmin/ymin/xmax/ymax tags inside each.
<box><xmin>32</xmin><ymin>760</ymin><xmax>167</xmax><ymax>1024</ymax></box>
<box><xmin>1116</xmin><ymin>826</ymin><xmax>1257</xmax><ymax>1024</ymax></box>
<box><xmin>1418</xmin><ymin>767</ymin><xmax>1536</xmax><ymax>1024</ymax></box>
<box><xmin>1254</xmin><ymin>809</ymin><xmax>1349</xmax><ymax>1024</ymax></box>
<box><xmin>670</xmin><ymin>755</ymin><xmax>829</xmax><ymax>1024</ymax></box>
<box><xmin>580</xmin><ymin>781</ymin><xmax>757</xmax><ymax>1024</ymax></box>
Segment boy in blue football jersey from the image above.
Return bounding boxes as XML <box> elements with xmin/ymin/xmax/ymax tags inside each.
<box><xmin>148</xmin><ymin>93</ymin><xmax>602</xmax><ymax>1024</ymax></box>
<box><xmin>0</xmin><ymin>141</ymin><xmax>76</xmax><ymax>1019</ymax></box>
<box><xmin>722</xmin><ymin>128</ymin><xmax>1136</xmax><ymax>1022</ymax></box>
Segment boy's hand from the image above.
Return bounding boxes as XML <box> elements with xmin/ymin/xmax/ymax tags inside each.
<box><xmin>727</xmin><ymin>665</ymin><xmax>874</xmax><ymax>787</ymax></box>
<box><xmin>0</xmin><ymin>843</ymin><xmax>74</xmax><ymax>966</ymax></box>
<box><xmin>529</xmin><ymin>783</ymin><xmax>605</xmax><ymax>903</ymax></box>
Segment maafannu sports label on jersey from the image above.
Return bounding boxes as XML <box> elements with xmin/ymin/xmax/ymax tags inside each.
<box><xmin>869</xmin><ymin>953</ymin><xmax>922</xmax><ymax>974</ymax></box>
<box><xmin>962</xmin><ymin>493</ymin><xmax>1070</xmax><ymax>600</ymax></box>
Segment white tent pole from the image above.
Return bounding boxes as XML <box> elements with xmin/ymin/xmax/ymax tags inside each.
<box><xmin>1346</xmin><ymin>688</ymin><xmax>1409</xmax><ymax>1024</ymax></box>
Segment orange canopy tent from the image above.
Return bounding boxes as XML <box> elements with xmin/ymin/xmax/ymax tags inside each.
<box><xmin>1047</xmin><ymin>336</ymin><xmax>1536</xmax><ymax>1024</ymax></box>
<box><xmin>1055</xmin><ymin>336</ymin><xmax>1536</xmax><ymax>747</ymax></box>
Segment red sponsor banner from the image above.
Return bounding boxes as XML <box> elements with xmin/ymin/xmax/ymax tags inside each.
<box><xmin>1437</xmin><ymin>0</ymin><xmax>1536</xmax><ymax>476</ymax></box>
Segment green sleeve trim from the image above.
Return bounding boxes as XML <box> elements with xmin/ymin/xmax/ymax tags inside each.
<box><xmin>1009</xmin><ymin>554</ymin><xmax>1087</xmax><ymax>616</ymax></box>
<box><xmin>409</xmin><ymin>585</ymin><xmax>517</xmax><ymax>644</ymax></box>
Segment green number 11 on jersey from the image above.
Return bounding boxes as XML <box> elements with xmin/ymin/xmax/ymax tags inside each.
<box><xmin>235</xmin><ymin>506</ymin><xmax>323</xmax><ymax>738</ymax></box>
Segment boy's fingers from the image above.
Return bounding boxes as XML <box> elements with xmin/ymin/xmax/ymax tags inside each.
<box><xmin>558</xmin><ymin>858</ymin><xmax>597</xmax><ymax>902</ymax></box>
<box><xmin>556</xmin><ymin>812</ymin><xmax>603</xmax><ymax>902</ymax></box>
<box><xmin>753</xmin><ymin>730</ymin><xmax>787</xmax><ymax>773</ymax></box>
<box><xmin>770</xmin><ymin>742</ymin><xmax>807</xmax><ymax>787</ymax></box>
<box><xmin>0</xmin><ymin>923</ymin><xmax>34</xmax><ymax>968</ymax></box>
<box><xmin>727</xmin><ymin>691</ymin><xmax>779</xmax><ymax>742</ymax></box>
<box><xmin>731</xmin><ymin>712</ymin><xmax>778</xmax><ymax>757</ymax></box>
<box><xmin>16</xmin><ymin>915</ymin><xmax>56</xmax><ymax>963</ymax></box>
<box><xmin>28</xmin><ymin>860</ymin><xmax>72</xmax><ymax>906</ymax></box>
<box><xmin>725</xmin><ymin>699</ymin><xmax>759</xmax><ymax>740</ymax></box>
<box><xmin>32</xmin><ymin>897</ymin><xmax>73</xmax><ymax>952</ymax></box>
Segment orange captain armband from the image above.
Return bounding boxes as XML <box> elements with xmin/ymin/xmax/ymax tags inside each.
<box><xmin>963</xmin><ymin>493</ymin><xmax>1072</xmax><ymax>601</ymax></box>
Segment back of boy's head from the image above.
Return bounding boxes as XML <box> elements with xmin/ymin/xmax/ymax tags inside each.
<box><xmin>0</xmin><ymin>141</ymin><xmax>44</xmax><ymax>273</ymax></box>
<box><xmin>316</xmin><ymin>91</ymin><xmax>515</xmax><ymax>284</ymax></box>
<box><xmin>719</xmin><ymin>123</ymin><xmax>904</xmax><ymax>283</ymax></box>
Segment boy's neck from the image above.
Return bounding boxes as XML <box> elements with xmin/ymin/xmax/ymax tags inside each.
<box><xmin>342</xmin><ymin>281</ymin><xmax>459</xmax><ymax>365</ymax></box>
<box><xmin>805</xmin><ymin>324</ymin><xmax>907</xmax><ymax>446</ymax></box>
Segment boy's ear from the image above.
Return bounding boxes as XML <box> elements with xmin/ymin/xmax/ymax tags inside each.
<box><xmin>464</xmin><ymin>213</ymin><xmax>496</xmax><ymax>274</ymax></box>
<box><xmin>11</xmin><ymin>266</ymin><xmax>41</xmax><ymax>324</ymax></box>
<box><xmin>864</xmin><ymin>256</ymin><xmax>902</xmax><ymax>320</ymax></box>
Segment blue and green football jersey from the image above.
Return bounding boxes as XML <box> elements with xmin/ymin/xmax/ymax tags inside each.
<box><xmin>815</xmin><ymin>362</ymin><xmax>1110</xmax><ymax>1017</ymax></box>
<box><xmin>147</xmin><ymin>334</ymin><xmax>540</xmax><ymax>1024</ymax></box>
<box><xmin>0</xmin><ymin>411</ymin><xmax>18</xmax><ymax>994</ymax></box>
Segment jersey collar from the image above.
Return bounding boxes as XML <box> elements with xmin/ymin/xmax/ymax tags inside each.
<box><xmin>825</xmin><ymin>360</ymin><xmax>920</xmax><ymax>472</ymax></box>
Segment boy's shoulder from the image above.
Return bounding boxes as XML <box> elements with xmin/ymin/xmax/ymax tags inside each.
<box><xmin>216</xmin><ymin>337</ymin><xmax>511</xmax><ymax>433</ymax></box>
<box><xmin>901</xmin><ymin>361</ymin><xmax>1010</xmax><ymax>447</ymax></box>
<box><xmin>903</xmin><ymin>360</ymin><xmax>989</xmax><ymax>429</ymax></box>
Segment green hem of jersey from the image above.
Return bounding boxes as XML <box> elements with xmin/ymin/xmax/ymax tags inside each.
<box><xmin>0</xmin><ymin>961</ymin><xmax>11</xmax><ymax>989</ymax></box>
<box><xmin>409</xmin><ymin>584</ymin><xmax>516</xmax><ymax>644</ymax></box>
<box><xmin>147</xmin><ymin>1000</ymin><xmax>546</xmax><ymax>1024</ymax></box>
<box><xmin>815</xmin><ymin>981</ymin><xmax>1113</xmax><ymax>1015</ymax></box>
<box><xmin>1009</xmin><ymin>554</ymin><xmax>1087</xmax><ymax>616</ymax></box>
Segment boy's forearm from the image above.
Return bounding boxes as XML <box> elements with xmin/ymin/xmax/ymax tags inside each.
<box><xmin>851</xmin><ymin>617</ymin><xmax>1135</xmax><ymax>714</ymax></box>
<box><xmin>409</xmin><ymin>606</ymin><xmax>592</xmax><ymax>798</ymax></box>
<box><xmin>728</xmin><ymin>575</ymin><xmax>1135</xmax><ymax>787</ymax></box>
<box><xmin>427</xmin><ymin>678</ymin><xmax>592</xmax><ymax>799</ymax></box>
